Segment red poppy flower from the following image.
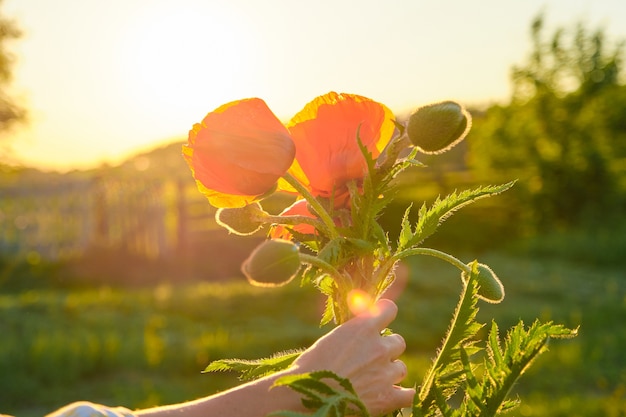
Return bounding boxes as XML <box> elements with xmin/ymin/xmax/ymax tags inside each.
<box><xmin>184</xmin><ymin>92</ymin><xmax>394</xmax><ymax>212</ymax></box>
<box><xmin>183</xmin><ymin>98</ymin><xmax>296</xmax><ymax>208</ymax></box>
<box><xmin>280</xmin><ymin>92</ymin><xmax>396</xmax><ymax>205</ymax></box>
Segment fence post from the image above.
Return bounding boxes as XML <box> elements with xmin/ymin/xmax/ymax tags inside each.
<box><xmin>93</xmin><ymin>176</ymin><xmax>109</xmax><ymax>247</ymax></box>
<box><xmin>176</xmin><ymin>179</ymin><xmax>188</xmax><ymax>255</ymax></box>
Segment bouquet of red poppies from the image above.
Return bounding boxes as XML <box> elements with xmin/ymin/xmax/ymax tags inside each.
<box><xmin>183</xmin><ymin>92</ymin><xmax>576</xmax><ymax>416</ymax></box>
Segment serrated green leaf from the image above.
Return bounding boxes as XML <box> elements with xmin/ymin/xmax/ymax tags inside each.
<box><xmin>432</xmin><ymin>381</ymin><xmax>454</xmax><ymax>417</ymax></box>
<box><xmin>344</xmin><ymin>137</ymin><xmax>377</xmax><ymax>240</ymax></box>
<box><xmin>478</xmin><ymin>320</ymin><xmax>578</xmax><ymax>415</ymax></box>
<box><xmin>460</xmin><ymin>346</ymin><xmax>482</xmax><ymax>398</ymax></box>
<box><xmin>397</xmin><ymin>204</ymin><xmax>414</xmax><ymax>251</ymax></box>
<box><xmin>443</xmin><ymin>279</ymin><xmax>483</xmax><ymax>360</ymax></box>
<box><xmin>347</xmin><ymin>180</ymin><xmax>364</xmax><ymax>222</ymax></box>
<box><xmin>314</xmin><ymin>275</ymin><xmax>338</xmax><ymax>326</ymax></box>
<box><xmin>203</xmin><ymin>350</ymin><xmax>302</xmax><ymax>381</ymax></box>
<box><xmin>283</xmin><ymin>377</ymin><xmax>337</xmax><ymax>398</ymax></box>
<box><xmin>320</xmin><ymin>295</ymin><xmax>336</xmax><ymax>326</ymax></box>
<box><xmin>499</xmin><ymin>398</ymin><xmax>521</xmax><ymax>412</ymax></box>
<box><xmin>487</xmin><ymin>322</ymin><xmax>504</xmax><ymax>367</ymax></box>
<box><xmin>372</xmin><ymin>189</ymin><xmax>398</xmax><ymax>220</ymax></box>
<box><xmin>316</xmin><ymin>275</ymin><xmax>335</xmax><ymax>296</ymax></box>
<box><xmin>301</xmin><ymin>264</ymin><xmax>324</xmax><ymax>287</ymax></box>
<box><xmin>355</xmin><ymin>128</ymin><xmax>378</xmax><ymax>184</ymax></box>
<box><xmin>287</xmin><ymin>229</ymin><xmax>321</xmax><ymax>253</ymax></box>
<box><xmin>272</xmin><ymin>371</ymin><xmax>369</xmax><ymax>417</ymax></box>
<box><xmin>370</xmin><ymin>221</ymin><xmax>391</xmax><ymax>254</ymax></box>
<box><xmin>459</xmin><ymin>346</ymin><xmax>485</xmax><ymax>415</ymax></box>
<box><xmin>379</xmin><ymin>147</ymin><xmax>423</xmax><ymax>184</ymax></box>
<box><xmin>407</xmin><ymin>182</ymin><xmax>516</xmax><ymax>248</ymax></box>
<box><xmin>317</xmin><ymin>238</ymin><xmax>344</xmax><ymax>265</ymax></box>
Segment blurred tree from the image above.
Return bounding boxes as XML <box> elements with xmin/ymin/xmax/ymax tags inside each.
<box><xmin>0</xmin><ymin>0</ymin><xmax>24</xmax><ymax>135</ymax></box>
<box><xmin>470</xmin><ymin>14</ymin><xmax>626</xmax><ymax>231</ymax></box>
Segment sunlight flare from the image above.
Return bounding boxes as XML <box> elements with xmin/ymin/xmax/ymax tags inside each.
<box><xmin>347</xmin><ymin>289</ymin><xmax>374</xmax><ymax>317</ymax></box>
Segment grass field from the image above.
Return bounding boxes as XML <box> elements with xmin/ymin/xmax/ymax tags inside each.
<box><xmin>1</xmin><ymin>251</ymin><xmax>625</xmax><ymax>417</ymax></box>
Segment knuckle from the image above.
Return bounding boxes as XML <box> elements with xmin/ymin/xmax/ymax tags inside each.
<box><xmin>395</xmin><ymin>359</ymin><xmax>408</xmax><ymax>379</ymax></box>
<box><xmin>393</xmin><ymin>333</ymin><xmax>406</xmax><ymax>350</ymax></box>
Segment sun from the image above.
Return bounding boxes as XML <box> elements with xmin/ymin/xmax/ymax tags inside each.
<box><xmin>117</xmin><ymin>2</ymin><xmax>258</xmax><ymax>136</ymax></box>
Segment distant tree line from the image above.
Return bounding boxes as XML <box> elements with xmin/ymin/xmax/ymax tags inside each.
<box><xmin>468</xmin><ymin>14</ymin><xmax>626</xmax><ymax>233</ymax></box>
<box><xmin>0</xmin><ymin>0</ymin><xmax>24</xmax><ymax>137</ymax></box>
<box><xmin>2</xmin><ymin>4</ymin><xmax>625</xmax><ymax>239</ymax></box>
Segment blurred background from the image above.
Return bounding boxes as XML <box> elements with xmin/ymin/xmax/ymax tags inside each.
<box><xmin>1</xmin><ymin>0</ymin><xmax>625</xmax><ymax>416</ymax></box>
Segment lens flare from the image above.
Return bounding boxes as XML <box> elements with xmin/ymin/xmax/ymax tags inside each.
<box><xmin>347</xmin><ymin>289</ymin><xmax>374</xmax><ymax>316</ymax></box>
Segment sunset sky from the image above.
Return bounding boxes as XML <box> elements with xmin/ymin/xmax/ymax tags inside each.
<box><xmin>4</xmin><ymin>0</ymin><xmax>626</xmax><ymax>171</ymax></box>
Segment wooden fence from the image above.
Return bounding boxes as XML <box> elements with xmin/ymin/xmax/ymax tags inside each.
<box><xmin>0</xmin><ymin>166</ymin><xmax>481</xmax><ymax>282</ymax></box>
<box><xmin>0</xmin><ymin>176</ymin><xmax>221</xmax><ymax>262</ymax></box>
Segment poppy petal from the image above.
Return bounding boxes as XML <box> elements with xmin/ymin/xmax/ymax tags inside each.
<box><xmin>285</xmin><ymin>92</ymin><xmax>395</xmax><ymax>198</ymax></box>
<box><xmin>183</xmin><ymin>98</ymin><xmax>295</xmax><ymax>207</ymax></box>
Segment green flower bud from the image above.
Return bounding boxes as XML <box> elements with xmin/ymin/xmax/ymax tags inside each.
<box><xmin>462</xmin><ymin>261</ymin><xmax>505</xmax><ymax>303</ymax></box>
<box><xmin>406</xmin><ymin>101</ymin><xmax>471</xmax><ymax>154</ymax></box>
<box><xmin>241</xmin><ymin>239</ymin><xmax>301</xmax><ymax>287</ymax></box>
<box><xmin>216</xmin><ymin>202</ymin><xmax>267</xmax><ymax>236</ymax></box>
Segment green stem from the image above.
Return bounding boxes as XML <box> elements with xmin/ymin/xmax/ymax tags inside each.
<box><xmin>376</xmin><ymin>132</ymin><xmax>411</xmax><ymax>172</ymax></box>
<box><xmin>417</xmin><ymin>272</ymin><xmax>475</xmax><ymax>404</ymax></box>
<box><xmin>281</xmin><ymin>172</ymin><xmax>339</xmax><ymax>239</ymax></box>
<box><xmin>391</xmin><ymin>247</ymin><xmax>470</xmax><ymax>274</ymax></box>
<box><xmin>393</xmin><ymin>247</ymin><xmax>479</xmax><ymax>408</ymax></box>
<box><xmin>299</xmin><ymin>253</ymin><xmax>353</xmax><ymax>324</ymax></box>
<box><xmin>261</xmin><ymin>214</ymin><xmax>324</xmax><ymax>229</ymax></box>
<box><xmin>299</xmin><ymin>254</ymin><xmax>345</xmax><ymax>282</ymax></box>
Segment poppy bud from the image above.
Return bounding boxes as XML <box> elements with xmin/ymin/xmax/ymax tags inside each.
<box><xmin>216</xmin><ymin>202</ymin><xmax>268</xmax><ymax>236</ymax></box>
<box><xmin>406</xmin><ymin>101</ymin><xmax>471</xmax><ymax>154</ymax></box>
<box><xmin>462</xmin><ymin>261</ymin><xmax>505</xmax><ymax>303</ymax></box>
<box><xmin>241</xmin><ymin>239</ymin><xmax>301</xmax><ymax>287</ymax></box>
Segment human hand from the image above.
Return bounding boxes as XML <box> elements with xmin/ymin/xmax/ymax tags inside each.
<box><xmin>291</xmin><ymin>299</ymin><xmax>415</xmax><ymax>416</ymax></box>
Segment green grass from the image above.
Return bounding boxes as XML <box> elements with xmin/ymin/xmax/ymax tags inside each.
<box><xmin>1</xmin><ymin>253</ymin><xmax>625</xmax><ymax>417</ymax></box>
<box><xmin>398</xmin><ymin>253</ymin><xmax>626</xmax><ymax>416</ymax></box>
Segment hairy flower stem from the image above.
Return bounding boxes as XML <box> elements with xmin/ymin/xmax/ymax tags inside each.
<box><xmin>376</xmin><ymin>132</ymin><xmax>411</xmax><ymax>173</ymax></box>
<box><xmin>281</xmin><ymin>173</ymin><xmax>339</xmax><ymax>240</ymax></box>
<box><xmin>260</xmin><ymin>214</ymin><xmax>325</xmax><ymax>229</ymax></box>
<box><xmin>391</xmin><ymin>247</ymin><xmax>478</xmax><ymax>407</ymax></box>
<box><xmin>391</xmin><ymin>247</ymin><xmax>470</xmax><ymax>274</ymax></box>
<box><xmin>298</xmin><ymin>254</ymin><xmax>345</xmax><ymax>282</ymax></box>
<box><xmin>417</xmin><ymin>276</ymin><xmax>474</xmax><ymax>404</ymax></box>
<box><xmin>299</xmin><ymin>253</ymin><xmax>353</xmax><ymax>323</ymax></box>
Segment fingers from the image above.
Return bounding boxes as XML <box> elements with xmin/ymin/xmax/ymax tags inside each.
<box><xmin>391</xmin><ymin>385</ymin><xmax>416</xmax><ymax>409</ymax></box>
<box><xmin>391</xmin><ymin>359</ymin><xmax>408</xmax><ymax>384</ymax></box>
<box><xmin>342</xmin><ymin>298</ymin><xmax>415</xmax><ymax>416</ymax></box>
<box><xmin>357</xmin><ymin>298</ymin><xmax>398</xmax><ymax>331</ymax></box>
<box><xmin>369</xmin><ymin>384</ymin><xmax>415</xmax><ymax>416</ymax></box>
<box><xmin>383</xmin><ymin>333</ymin><xmax>407</xmax><ymax>360</ymax></box>
<box><xmin>366</xmin><ymin>360</ymin><xmax>413</xmax><ymax>416</ymax></box>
